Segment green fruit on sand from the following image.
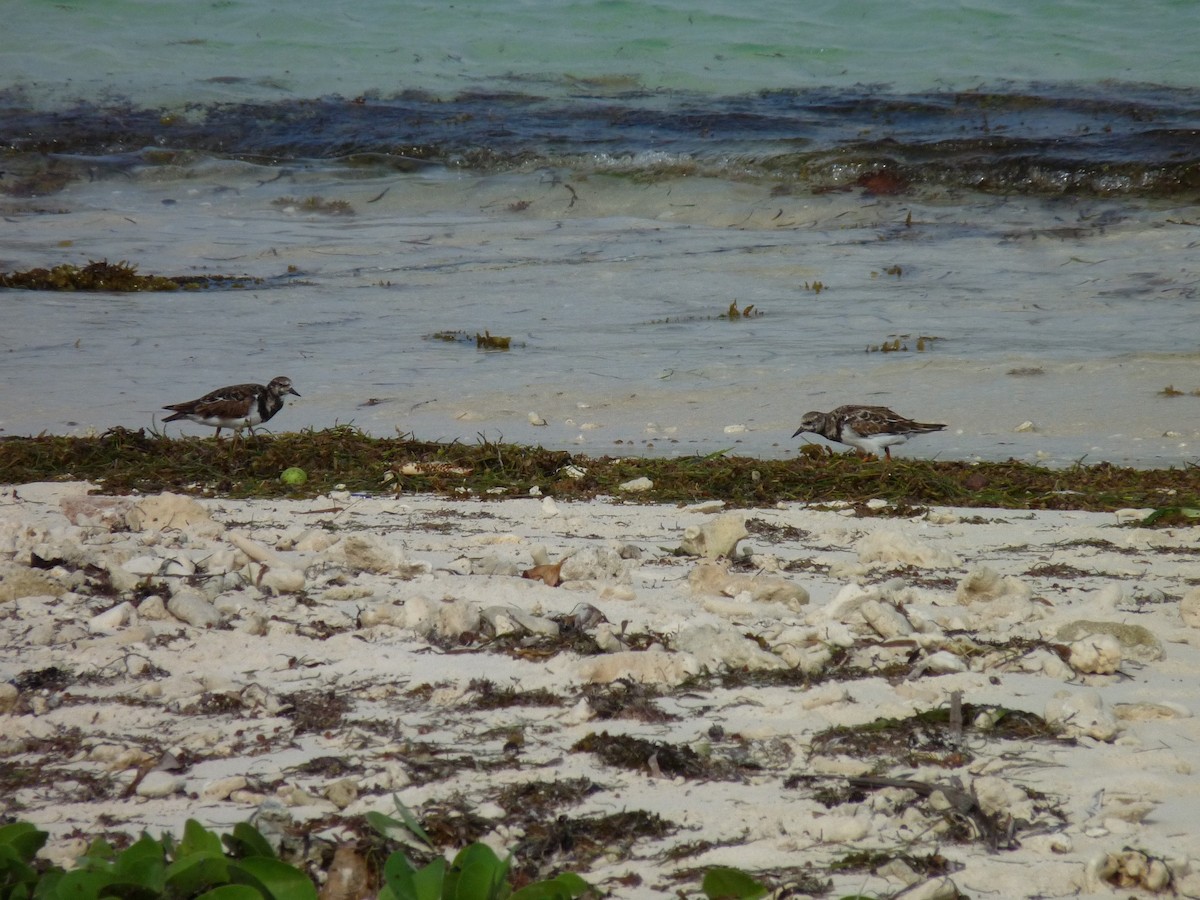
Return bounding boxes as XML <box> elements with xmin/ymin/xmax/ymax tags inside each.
<box><xmin>280</xmin><ymin>467</ymin><xmax>307</xmax><ymax>486</ymax></box>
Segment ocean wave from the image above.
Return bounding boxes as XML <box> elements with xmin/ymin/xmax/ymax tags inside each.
<box><xmin>2</xmin><ymin>85</ymin><xmax>1198</xmax><ymax>199</ymax></box>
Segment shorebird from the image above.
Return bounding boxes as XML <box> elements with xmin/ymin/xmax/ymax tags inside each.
<box><xmin>792</xmin><ymin>404</ymin><xmax>945</xmax><ymax>459</ymax></box>
<box><xmin>162</xmin><ymin>376</ymin><xmax>300</xmax><ymax>438</ymax></box>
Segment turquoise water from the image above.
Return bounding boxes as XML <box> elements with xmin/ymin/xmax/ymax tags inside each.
<box><xmin>3</xmin><ymin>0</ymin><xmax>1195</xmax><ymax>107</ymax></box>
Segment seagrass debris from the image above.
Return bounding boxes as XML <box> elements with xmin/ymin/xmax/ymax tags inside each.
<box><xmin>0</xmin><ymin>260</ymin><xmax>262</xmax><ymax>291</ymax></box>
<box><xmin>1</xmin><ymin>426</ymin><xmax>1198</xmax><ymax>517</ymax></box>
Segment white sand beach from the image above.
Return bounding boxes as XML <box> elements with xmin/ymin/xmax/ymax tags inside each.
<box><xmin>2</xmin><ymin>481</ymin><xmax>1199</xmax><ymax>898</ymax></box>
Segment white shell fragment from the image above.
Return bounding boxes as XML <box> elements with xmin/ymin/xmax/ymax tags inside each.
<box><xmin>88</xmin><ymin>602</ymin><xmax>135</xmax><ymax>633</ymax></box>
<box><xmin>136</xmin><ymin>771</ymin><xmax>185</xmax><ymax>798</ymax></box>
<box><xmin>167</xmin><ymin>587</ymin><xmax>222</xmax><ymax>628</ymax></box>
<box><xmin>1045</xmin><ymin>691</ymin><xmax>1120</xmax><ymax>742</ymax></box>
<box><xmin>1055</xmin><ymin>619</ymin><xmax>1164</xmax><ymax>662</ymax></box>
<box><xmin>126</xmin><ymin>492</ymin><xmax>220</xmax><ymax>537</ymax></box>
<box><xmin>858</xmin><ymin>530</ymin><xmax>960</xmax><ymax>568</ymax></box>
<box><xmin>338</xmin><ymin>534</ymin><xmax>429</xmax><ymax>577</ymax></box>
<box><xmin>679</xmin><ymin>513</ymin><xmax>748</xmax><ymax>559</ymax></box>
<box><xmin>1068</xmin><ymin>633</ymin><xmax>1123</xmax><ymax>674</ymax></box>
<box><xmin>860</xmin><ymin>599</ymin><xmax>913</xmax><ymax>639</ymax></box>
<box><xmin>617</xmin><ymin>476</ymin><xmax>654</xmax><ymax>493</ymax></box>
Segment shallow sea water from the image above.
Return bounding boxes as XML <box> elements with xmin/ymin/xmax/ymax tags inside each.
<box><xmin>3</xmin><ymin>165</ymin><xmax>1198</xmax><ymax>465</ymax></box>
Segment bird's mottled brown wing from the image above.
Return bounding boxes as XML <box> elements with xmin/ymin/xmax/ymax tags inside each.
<box><xmin>841</xmin><ymin>405</ymin><xmax>913</xmax><ymax>436</ymax></box>
<box><xmin>189</xmin><ymin>396</ymin><xmax>256</xmax><ymax>421</ymax></box>
<box><xmin>164</xmin><ymin>383</ymin><xmax>260</xmax><ymax>416</ymax></box>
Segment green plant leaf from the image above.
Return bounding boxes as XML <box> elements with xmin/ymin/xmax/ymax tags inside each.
<box><xmin>222</xmin><ymin>824</ymin><xmax>277</xmax><ymax>861</ymax></box>
<box><xmin>701</xmin><ymin>867</ymin><xmax>767</xmax><ymax>900</ymax></box>
<box><xmin>195</xmin><ymin>885</ymin><xmax>267</xmax><ymax>900</ymax></box>
<box><xmin>509</xmin><ymin>873</ymin><xmax>592</xmax><ymax>900</ymax></box>
<box><xmin>448</xmin><ymin>844</ymin><xmax>507</xmax><ymax>900</ymax></box>
<box><xmin>77</xmin><ymin>837</ymin><xmax>118</xmax><ymax>868</ymax></box>
<box><xmin>228</xmin><ymin>857</ymin><xmax>317</xmax><ymax>900</ymax></box>
<box><xmin>0</xmin><ymin>823</ymin><xmax>49</xmax><ymax>864</ymax></box>
<box><xmin>30</xmin><ymin>866</ymin><xmax>64</xmax><ymax>900</ymax></box>
<box><xmin>108</xmin><ymin>867</ymin><xmax>168</xmax><ymax>898</ymax></box>
<box><xmin>178</xmin><ymin>820</ymin><xmax>225</xmax><ymax>860</ymax></box>
<box><xmin>0</xmin><ymin>844</ymin><xmax>39</xmax><ymax>894</ymax></box>
<box><xmin>165</xmin><ymin>851</ymin><xmax>231</xmax><ymax>896</ymax></box>
<box><xmin>51</xmin><ymin>868</ymin><xmax>116</xmax><ymax>900</ymax></box>
<box><xmin>380</xmin><ymin>851</ymin><xmax>418</xmax><ymax>900</ymax></box>
<box><xmin>112</xmin><ymin>836</ymin><xmax>167</xmax><ymax>888</ymax></box>
<box><xmin>546</xmin><ymin>873</ymin><xmax>589</xmax><ymax>898</ymax></box>
<box><xmin>392</xmin><ymin>801</ymin><xmax>434</xmax><ymax>848</ymax></box>
<box><xmin>412</xmin><ymin>859</ymin><xmax>447</xmax><ymax>900</ymax></box>
<box><xmin>368</xmin><ymin>799</ymin><xmax>435</xmax><ymax>849</ymax></box>
<box><xmin>382</xmin><ymin>852</ymin><xmax>445</xmax><ymax>900</ymax></box>
<box><xmin>1142</xmin><ymin>506</ymin><xmax>1200</xmax><ymax>525</ymax></box>
<box><xmin>364</xmin><ymin>812</ymin><xmax>412</xmax><ymax>844</ymax></box>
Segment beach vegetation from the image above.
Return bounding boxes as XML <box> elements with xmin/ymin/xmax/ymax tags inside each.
<box><xmin>0</xmin><ymin>805</ymin><xmax>609</xmax><ymax>900</ymax></box>
<box><xmin>700</xmin><ymin>867</ymin><xmax>769</xmax><ymax>900</ymax></box>
<box><xmin>1139</xmin><ymin>505</ymin><xmax>1200</xmax><ymax>526</ymax></box>
<box><xmin>1</xmin><ymin>427</ymin><xmax>1198</xmax><ymax>522</ymax></box>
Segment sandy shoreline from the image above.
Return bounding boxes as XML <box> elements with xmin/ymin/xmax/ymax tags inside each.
<box><xmin>2</xmin><ymin>481</ymin><xmax>1199</xmax><ymax>897</ymax></box>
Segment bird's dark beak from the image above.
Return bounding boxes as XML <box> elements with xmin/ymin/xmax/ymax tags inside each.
<box><xmin>791</xmin><ymin>427</ymin><xmax>804</xmax><ymax>438</ymax></box>
<box><xmin>289</xmin><ymin>388</ymin><xmax>301</xmax><ymax>397</ymax></box>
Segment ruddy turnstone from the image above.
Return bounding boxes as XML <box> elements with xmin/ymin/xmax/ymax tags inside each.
<box><xmin>792</xmin><ymin>404</ymin><xmax>945</xmax><ymax>459</ymax></box>
<box><xmin>162</xmin><ymin>376</ymin><xmax>300</xmax><ymax>438</ymax></box>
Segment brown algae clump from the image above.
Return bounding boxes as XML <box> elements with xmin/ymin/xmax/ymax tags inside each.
<box><xmin>0</xmin><ymin>259</ymin><xmax>263</xmax><ymax>292</ymax></box>
<box><xmin>0</xmin><ymin>260</ymin><xmax>179</xmax><ymax>292</ymax></box>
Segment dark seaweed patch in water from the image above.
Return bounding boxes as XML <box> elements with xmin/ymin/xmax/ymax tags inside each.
<box><xmin>0</xmin><ymin>260</ymin><xmax>266</xmax><ymax>291</ymax></box>
<box><xmin>2</xmin><ymin>84</ymin><xmax>1198</xmax><ymax>197</ymax></box>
